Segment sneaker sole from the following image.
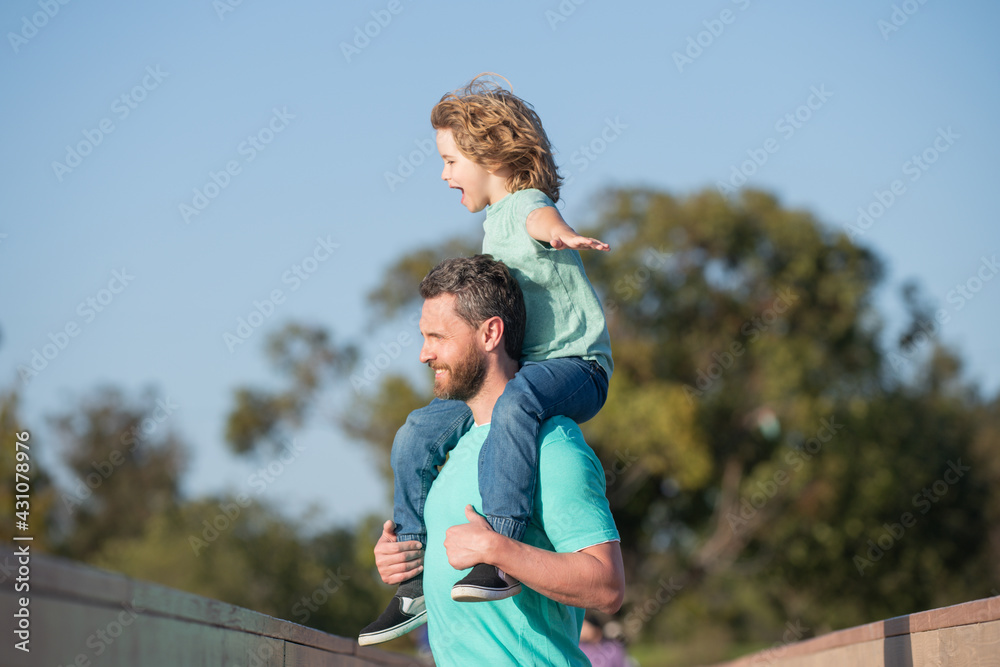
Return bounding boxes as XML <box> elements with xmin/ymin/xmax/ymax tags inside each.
<box><xmin>357</xmin><ymin>609</ymin><xmax>427</xmax><ymax>646</ymax></box>
<box><xmin>451</xmin><ymin>582</ymin><xmax>522</xmax><ymax>602</ymax></box>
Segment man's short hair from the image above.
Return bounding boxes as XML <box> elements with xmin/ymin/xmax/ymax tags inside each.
<box><xmin>419</xmin><ymin>254</ymin><xmax>526</xmax><ymax>360</ymax></box>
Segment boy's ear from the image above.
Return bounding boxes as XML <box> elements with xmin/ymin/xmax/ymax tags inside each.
<box><xmin>487</xmin><ymin>163</ymin><xmax>514</xmax><ymax>179</ymax></box>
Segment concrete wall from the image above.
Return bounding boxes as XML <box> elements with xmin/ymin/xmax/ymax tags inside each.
<box><xmin>707</xmin><ymin>595</ymin><xmax>1000</xmax><ymax>667</ymax></box>
<box><xmin>6</xmin><ymin>545</ymin><xmax>997</xmax><ymax>666</ymax></box>
<box><xmin>1</xmin><ymin>547</ymin><xmax>420</xmax><ymax>667</ymax></box>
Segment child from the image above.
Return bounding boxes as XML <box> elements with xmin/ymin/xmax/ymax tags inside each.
<box><xmin>359</xmin><ymin>74</ymin><xmax>613</xmax><ymax>646</ymax></box>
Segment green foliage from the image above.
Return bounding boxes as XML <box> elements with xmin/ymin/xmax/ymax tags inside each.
<box><xmin>342</xmin><ymin>374</ymin><xmax>429</xmax><ymax>480</ymax></box>
<box><xmin>365</xmin><ymin>235</ymin><xmax>480</xmax><ymax>324</ymax></box>
<box><xmin>91</xmin><ymin>499</ymin><xmax>387</xmax><ymax>636</ymax></box>
<box><xmin>48</xmin><ymin>387</ymin><xmax>186</xmax><ymax>559</ymax></box>
<box><xmin>11</xmin><ymin>185</ymin><xmax>997</xmax><ymax>659</ymax></box>
<box><xmin>0</xmin><ymin>390</ymin><xmax>58</xmax><ymax>551</ymax></box>
<box><xmin>346</xmin><ymin>186</ymin><xmax>999</xmax><ymax>652</ymax></box>
<box><xmin>224</xmin><ymin>323</ymin><xmax>356</xmax><ymax>456</ymax></box>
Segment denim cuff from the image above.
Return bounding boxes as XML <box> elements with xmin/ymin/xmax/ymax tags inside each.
<box><xmin>487</xmin><ymin>515</ymin><xmax>527</xmax><ymax>542</ymax></box>
<box><xmin>395</xmin><ymin>532</ymin><xmax>425</xmax><ymax>546</ymax></box>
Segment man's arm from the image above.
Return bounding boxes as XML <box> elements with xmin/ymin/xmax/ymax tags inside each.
<box><xmin>445</xmin><ymin>505</ymin><xmax>625</xmax><ymax>614</ymax></box>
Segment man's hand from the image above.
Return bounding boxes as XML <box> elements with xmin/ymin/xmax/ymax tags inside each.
<box><xmin>373</xmin><ymin>520</ymin><xmax>424</xmax><ymax>584</ymax></box>
<box><xmin>444</xmin><ymin>505</ymin><xmax>500</xmax><ymax>571</ymax></box>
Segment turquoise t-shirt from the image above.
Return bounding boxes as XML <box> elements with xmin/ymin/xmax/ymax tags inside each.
<box><xmin>482</xmin><ymin>189</ymin><xmax>614</xmax><ymax>379</ymax></box>
<box><xmin>423</xmin><ymin>416</ymin><xmax>620</xmax><ymax>666</ymax></box>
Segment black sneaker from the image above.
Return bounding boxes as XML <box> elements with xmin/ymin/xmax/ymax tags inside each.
<box><xmin>451</xmin><ymin>563</ymin><xmax>522</xmax><ymax>602</ymax></box>
<box><xmin>358</xmin><ymin>593</ymin><xmax>427</xmax><ymax>646</ymax></box>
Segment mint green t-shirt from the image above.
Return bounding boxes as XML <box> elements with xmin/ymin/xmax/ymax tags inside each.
<box><xmin>482</xmin><ymin>189</ymin><xmax>613</xmax><ymax>379</ymax></box>
<box><xmin>423</xmin><ymin>416</ymin><xmax>620</xmax><ymax>666</ymax></box>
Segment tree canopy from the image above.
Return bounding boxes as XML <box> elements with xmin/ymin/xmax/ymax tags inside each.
<box><xmin>9</xmin><ymin>186</ymin><xmax>997</xmax><ymax>663</ymax></box>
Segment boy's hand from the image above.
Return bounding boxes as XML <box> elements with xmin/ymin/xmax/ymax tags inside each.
<box><xmin>373</xmin><ymin>519</ymin><xmax>424</xmax><ymax>584</ymax></box>
<box><xmin>444</xmin><ymin>505</ymin><xmax>501</xmax><ymax>570</ymax></box>
<box><xmin>550</xmin><ymin>232</ymin><xmax>610</xmax><ymax>252</ymax></box>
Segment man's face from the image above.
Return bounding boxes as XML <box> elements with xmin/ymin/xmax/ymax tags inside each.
<box><xmin>419</xmin><ymin>294</ymin><xmax>487</xmax><ymax>402</ymax></box>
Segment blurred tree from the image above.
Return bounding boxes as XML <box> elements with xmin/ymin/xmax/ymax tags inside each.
<box><xmin>21</xmin><ymin>185</ymin><xmax>995</xmax><ymax>660</ymax></box>
<box><xmin>47</xmin><ymin>387</ymin><xmax>185</xmax><ymax>560</ymax></box>
<box><xmin>92</xmin><ymin>498</ymin><xmax>388</xmax><ymax>636</ymax></box>
<box><xmin>341</xmin><ymin>187</ymin><xmax>999</xmax><ymax>651</ymax></box>
<box><xmin>225</xmin><ymin>323</ymin><xmax>356</xmax><ymax>456</ymax></box>
<box><xmin>0</xmin><ymin>389</ymin><xmax>59</xmax><ymax>552</ymax></box>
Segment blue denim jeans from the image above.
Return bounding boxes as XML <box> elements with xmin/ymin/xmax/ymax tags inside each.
<box><xmin>390</xmin><ymin>357</ymin><xmax>609</xmax><ymax>544</ymax></box>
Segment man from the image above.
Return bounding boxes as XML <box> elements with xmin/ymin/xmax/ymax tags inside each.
<box><xmin>368</xmin><ymin>255</ymin><xmax>625</xmax><ymax>665</ymax></box>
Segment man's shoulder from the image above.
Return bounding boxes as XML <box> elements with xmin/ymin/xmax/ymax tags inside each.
<box><xmin>538</xmin><ymin>416</ymin><xmax>596</xmax><ymax>465</ymax></box>
<box><xmin>539</xmin><ymin>415</ymin><xmax>583</xmax><ymax>441</ymax></box>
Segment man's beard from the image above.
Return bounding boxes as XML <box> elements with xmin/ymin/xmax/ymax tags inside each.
<box><xmin>431</xmin><ymin>343</ymin><xmax>487</xmax><ymax>402</ymax></box>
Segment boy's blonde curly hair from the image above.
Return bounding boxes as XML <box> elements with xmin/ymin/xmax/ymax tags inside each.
<box><xmin>431</xmin><ymin>73</ymin><xmax>562</xmax><ymax>203</ymax></box>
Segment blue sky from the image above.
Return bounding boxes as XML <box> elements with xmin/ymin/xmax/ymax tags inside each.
<box><xmin>2</xmin><ymin>1</ymin><xmax>998</xmax><ymax>530</ymax></box>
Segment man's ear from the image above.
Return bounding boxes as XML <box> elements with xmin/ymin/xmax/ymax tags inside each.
<box><xmin>480</xmin><ymin>316</ymin><xmax>505</xmax><ymax>352</ymax></box>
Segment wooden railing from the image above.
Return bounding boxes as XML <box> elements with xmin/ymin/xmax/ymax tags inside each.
<box><xmin>708</xmin><ymin>595</ymin><xmax>1000</xmax><ymax>667</ymax></box>
<box><xmin>0</xmin><ymin>547</ymin><xmax>420</xmax><ymax>666</ymax></box>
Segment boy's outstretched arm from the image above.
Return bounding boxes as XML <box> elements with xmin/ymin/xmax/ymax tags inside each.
<box><xmin>526</xmin><ymin>206</ymin><xmax>610</xmax><ymax>251</ymax></box>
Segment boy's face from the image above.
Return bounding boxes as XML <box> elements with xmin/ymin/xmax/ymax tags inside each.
<box><xmin>436</xmin><ymin>128</ymin><xmax>508</xmax><ymax>213</ymax></box>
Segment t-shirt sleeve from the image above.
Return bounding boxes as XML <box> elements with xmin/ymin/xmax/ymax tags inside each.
<box><xmin>534</xmin><ymin>419</ymin><xmax>620</xmax><ymax>554</ymax></box>
<box><xmin>514</xmin><ymin>189</ymin><xmax>555</xmax><ymax>228</ymax></box>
